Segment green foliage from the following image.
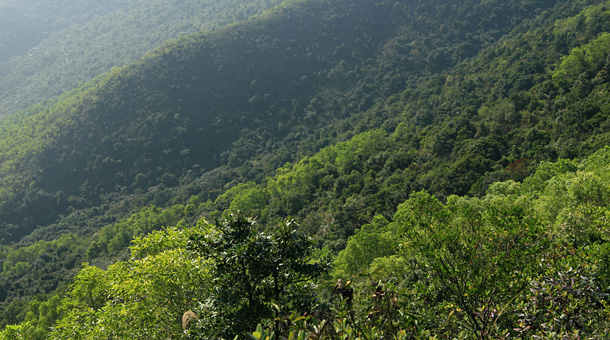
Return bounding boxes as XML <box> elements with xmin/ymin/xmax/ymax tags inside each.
<box><xmin>7</xmin><ymin>0</ymin><xmax>610</xmax><ymax>337</ymax></box>
<box><xmin>332</xmin><ymin>215</ymin><xmax>398</xmax><ymax>279</ymax></box>
<box><xmin>249</xmin><ymin>323</ymin><xmax>309</xmax><ymax>340</ymax></box>
<box><xmin>0</xmin><ymin>0</ymin><xmax>570</xmax><ymax>250</ymax></box>
<box><xmin>0</xmin><ymin>323</ymin><xmax>28</xmax><ymax>340</ymax></box>
<box><xmin>552</xmin><ymin>32</ymin><xmax>610</xmax><ymax>89</ymax></box>
<box><xmin>7</xmin><ymin>133</ymin><xmax>610</xmax><ymax>338</ymax></box>
<box><xmin>187</xmin><ymin>213</ymin><xmax>329</xmax><ymax>339</ymax></box>
<box><xmin>0</xmin><ymin>0</ymin><xmax>286</xmax><ymax>117</ymax></box>
<box><xmin>512</xmin><ymin>245</ymin><xmax>610</xmax><ymax>338</ymax></box>
<box><xmin>536</xmin><ymin>170</ymin><xmax>610</xmax><ymax>226</ymax></box>
<box><xmin>86</xmin><ymin>204</ymin><xmax>187</xmax><ymax>259</ymax></box>
<box><xmin>19</xmin><ymin>296</ymin><xmax>63</xmax><ymax>340</ymax></box>
<box><xmin>0</xmin><ymin>234</ymin><xmax>87</xmax><ymax>328</ymax></box>
<box><xmin>0</xmin><ymin>0</ymin><xmax>125</xmax><ymax>65</ymax></box>
<box><xmin>215</xmin><ymin>182</ymin><xmax>270</xmax><ymax>219</ymax></box>
<box><xmin>324</xmin><ymin>146</ymin><xmax>610</xmax><ymax>338</ymax></box>
<box><xmin>396</xmin><ymin>192</ymin><xmax>547</xmax><ymax>336</ymax></box>
<box><xmin>521</xmin><ymin>159</ymin><xmax>579</xmax><ymax>195</ymax></box>
<box><xmin>266</xmin><ymin>129</ymin><xmax>390</xmax><ymax>227</ymax></box>
<box><xmin>49</xmin><ymin>225</ymin><xmax>211</xmax><ymax>340</ymax></box>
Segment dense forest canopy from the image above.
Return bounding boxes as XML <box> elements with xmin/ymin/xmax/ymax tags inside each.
<box><xmin>1</xmin><ymin>0</ymin><xmax>610</xmax><ymax>338</ymax></box>
<box><xmin>0</xmin><ymin>0</ymin><xmax>126</xmax><ymax>62</ymax></box>
<box><xmin>0</xmin><ymin>0</ymin><xmax>285</xmax><ymax>118</ymax></box>
<box><xmin>0</xmin><ymin>0</ymin><xmax>563</xmax><ymax>245</ymax></box>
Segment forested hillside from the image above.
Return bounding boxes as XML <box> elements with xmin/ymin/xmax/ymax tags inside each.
<box><xmin>0</xmin><ymin>0</ymin><xmax>284</xmax><ymax>117</ymax></box>
<box><xmin>7</xmin><ymin>145</ymin><xmax>610</xmax><ymax>339</ymax></box>
<box><xmin>0</xmin><ymin>0</ymin><xmax>560</xmax><ymax>245</ymax></box>
<box><xmin>2</xmin><ymin>0</ymin><xmax>610</xmax><ymax>338</ymax></box>
<box><xmin>0</xmin><ymin>0</ymin><xmax>125</xmax><ymax>63</ymax></box>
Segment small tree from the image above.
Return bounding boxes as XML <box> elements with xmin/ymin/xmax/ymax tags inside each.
<box><xmin>187</xmin><ymin>213</ymin><xmax>328</xmax><ymax>339</ymax></box>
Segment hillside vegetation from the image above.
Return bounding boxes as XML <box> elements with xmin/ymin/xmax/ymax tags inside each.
<box><xmin>0</xmin><ymin>0</ymin><xmax>564</xmax><ymax>245</ymax></box>
<box><xmin>1</xmin><ymin>0</ymin><xmax>610</xmax><ymax>338</ymax></box>
<box><xmin>0</xmin><ymin>0</ymin><xmax>284</xmax><ymax>117</ymax></box>
<box><xmin>5</xmin><ymin>142</ymin><xmax>610</xmax><ymax>339</ymax></box>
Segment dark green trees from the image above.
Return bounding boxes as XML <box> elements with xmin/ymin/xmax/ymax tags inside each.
<box><xmin>187</xmin><ymin>213</ymin><xmax>329</xmax><ymax>339</ymax></box>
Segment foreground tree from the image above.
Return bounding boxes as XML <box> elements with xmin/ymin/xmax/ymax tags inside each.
<box><xmin>187</xmin><ymin>212</ymin><xmax>329</xmax><ymax>339</ymax></box>
<box><xmin>47</xmin><ymin>226</ymin><xmax>211</xmax><ymax>340</ymax></box>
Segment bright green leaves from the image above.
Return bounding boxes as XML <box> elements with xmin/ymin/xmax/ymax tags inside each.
<box><xmin>552</xmin><ymin>32</ymin><xmax>610</xmax><ymax>90</ymax></box>
<box><xmin>332</xmin><ymin>215</ymin><xmax>397</xmax><ymax>280</ymax></box>
<box><xmin>85</xmin><ymin>204</ymin><xmax>188</xmax><ymax>260</ymax></box>
<box><xmin>331</xmin><ymin>145</ymin><xmax>610</xmax><ymax>337</ymax></box>
<box><xmin>529</xmin><ymin>147</ymin><xmax>610</xmax><ymax>245</ymax></box>
<box><xmin>49</xmin><ymin>225</ymin><xmax>211</xmax><ymax>340</ymax></box>
<box><xmin>266</xmin><ymin>129</ymin><xmax>390</xmax><ymax>217</ymax></box>
<box><xmin>216</xmin><ymin>182</ymin><xmax>271</xmax><ymax>219</ymax></box>
<box><xmin>521</xmin><ymin>158</ymin><xmax>578</xmax><ymax>195</ymax></box>
<box><xmin>248</xmin><ymin>322</ymin><xmax>311</xmax><ymax>340</ymax></box>
<box><xmin>0</xmin><ymin>295</ymin><xmax>63</xmax><ymax>340</ymax></box>
<box><xmin>131</xmin><ymin>225</ymin><xmax>192</xmax><ymax>259</ymax></box>
<box><xmin>393</xmin><ymin>192</ymin><xmax>541</xmax><ymax>335</ymax></box>
<box><xmin>43</xmin><ymin>214</ymin><xmax>328</xmax><ymax>339</ymax></box>
<box><xmin>333</xmin><ymin>130</ymin><xmax>389</xmax><ymax>174</ymax></box>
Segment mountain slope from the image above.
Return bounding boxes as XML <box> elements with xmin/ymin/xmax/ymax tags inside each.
<box><xmin>0</xmin><ymin>0</ymin><xmax>127</xmax><ymax>63</ymax></box>
<box><xmin>4</xmin><ymin>0</ymin><xmax>610</xmax><ymax>334</ymax></box>
<box><xmin>0</xmin><ymin>0</ymin><xmax>285</xmax><ymax>118</ymax></box>
<box><xmin>179</xmin><ymin>0</ymin><xmax>610</xmax><ymax>248</ymax></box>
<box><xmin>0</xmin><ymin>0</ymin><xmax>559</xmax><ymax>244</ymax></box>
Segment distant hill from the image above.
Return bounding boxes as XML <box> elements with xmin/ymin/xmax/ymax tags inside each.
<box><xmin>0</xmin><ymin>0</ymin><xmax>127</xmax><ymax>63</ymax></box>
<box><xmin>0</xmin><ymin>0</ymin><xmax>284</xmax><ymax>117</ymax></box>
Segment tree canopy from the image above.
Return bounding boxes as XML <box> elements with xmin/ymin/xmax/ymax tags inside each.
<box><xmin>3</xmin><ymin>0</ymin><xmax>610</xmax><ymax>337</ymax></box>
